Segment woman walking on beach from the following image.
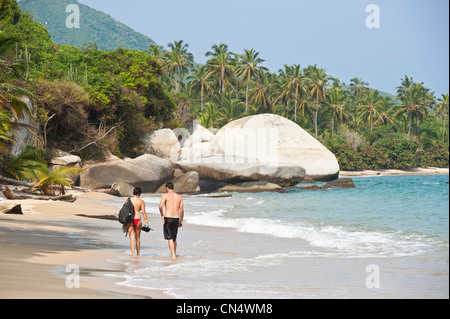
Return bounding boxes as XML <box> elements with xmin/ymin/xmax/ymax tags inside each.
<box><xmin>127</xmin><ymin>187</ymin><xmax>149</xmax><ymax>256</ymax></box>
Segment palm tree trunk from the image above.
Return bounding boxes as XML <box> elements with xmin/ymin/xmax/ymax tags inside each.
<box><xmin>294</xmin><ymin>87</ymin><xmax>298</xmax><ymax>121</ymax></box>
<box><xmin>176</xmin><ymin>66</ymin><xmax>181</xmax><ymax>93</ymax></box>
<box><xmin>314</xmin><ymin>98</ymin><xmax>319</xmax><ymax>136</ymax></box>
<box><xmin>370</xmin><ymin>112</ymin><xmax>373</xmax><ymax>132</ymax></box>
<box><xmin>332</xmin><ymin>112</ymin><xmax>335</xmax><ymax>135</ymax></box>
<box><xmin>443</xmin><ymin>114</ymin><xmax>447</xmax><ymax>143</ymax></box>
<box><xmin>408</xmin><ymin>112</ymin><xmax>412</xmax><ymax>135</ymax></box>
<box><xmin>220</xmin><ymin>67</ymin><xmax>225</xmax><ymax>99</ymax></box>
<box><xmin>201</xmin><ymin>85</ymin><xmax>204</xmax><ymax>112</ymax></box>
<box><xmin>245</xmin><ymin>81</ymin><xmax>249</xmax><ymax>113</ymax></box>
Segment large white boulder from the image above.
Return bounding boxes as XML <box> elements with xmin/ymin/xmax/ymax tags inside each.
<box><xmin>211</xmin><ymin>114</ymin><xmax>339</xmax><ymax>181</ymax></box>
<box><xmin>184</xmin><ymin>123</ymin><xmax>215</xmax><ymax>148</ymax></box>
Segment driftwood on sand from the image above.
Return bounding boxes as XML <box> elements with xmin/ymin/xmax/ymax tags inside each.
<box><xmin>0</xmin><ymin>176</ymin><xmax>34</xmax><ymax>188</ymax></box>
<box><xmin>1</xmin><ymin>185</ymin><xmax>77</xmax><ymax>202</ymax></box>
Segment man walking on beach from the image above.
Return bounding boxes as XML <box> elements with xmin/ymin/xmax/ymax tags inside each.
<box><xmin>159</xmin><ymin>182</ymin><xmax>184</xmax><ymax>259</ymax></box>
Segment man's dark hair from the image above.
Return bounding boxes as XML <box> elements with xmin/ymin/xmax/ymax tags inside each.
<box><xmin>133</xmin><ymin>187</ymin><xmax>142</xmax><ymax>196</ymax></box>
<box><xmin>166</xmin><ymin>182</ymin><xmax>174</xmax><ymax>190</ymax></box>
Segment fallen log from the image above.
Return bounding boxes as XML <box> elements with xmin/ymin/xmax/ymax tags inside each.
<box><xmin>2</xmin><ymin>185</ymin><xmax>77</xmax><ymax>202</ymax></box>
<box><xmin>0</xmin><ymin>176</ymin><xmax>34</xmax><ymax>187</ymax></box>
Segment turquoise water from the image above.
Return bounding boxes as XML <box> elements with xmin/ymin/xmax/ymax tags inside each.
<box><xmin>106</xmin><ymin>174</ymin><xmax>449</xmax><ymax>298</ymax></box>
<box><xmin>185</xmin><ymin>174</ymin><xmax>449</xmax><ymax>258</ymax></box>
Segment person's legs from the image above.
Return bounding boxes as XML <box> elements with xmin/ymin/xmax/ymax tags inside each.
<box><xmin>164</xmin><ymin>218</ymin><xmax>179</xmax><ymax>259</ymax></box>
<box><xmin>168</xmin><ymin>239</ymin><xmax>176</xmax><ymax>259</ymax></box>
<box><xmin>127</xmin><ymin>224</ymin><xmax>136</xmax><ymax>256</ymax></box>
<box><xmin>135</xmin><ymin>221</ymin><xmax>142</xmax><ymax>256</ymax></box>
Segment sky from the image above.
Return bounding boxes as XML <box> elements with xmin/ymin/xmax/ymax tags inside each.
<box><xmin>77</xmin><ymin>0</ymin><xmax>449</xmax><ymax>97</ymax></box>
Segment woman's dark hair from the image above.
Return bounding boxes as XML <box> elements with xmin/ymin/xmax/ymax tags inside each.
<box><xmin>133</xmin><ymin>187</ymin><xmax>142</xmax><ymax>196</ymax></box>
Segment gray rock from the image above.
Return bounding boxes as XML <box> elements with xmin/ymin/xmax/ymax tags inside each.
<box><xmin>155</xmin><ymin>171</ymin><xmax>199</xmax><ymax>194</ymax></box>
<box><xmin>0</xmin><ymin>204</ymin><xmax>23</xmax><ymax>215</ymax></box>
<box><xmin>111</xmin><ymin>182</ymin><xmax>135</xmax><ymax>197</ymax></box>
<box><xmin>219</xmin><ymin>181</ymin><xmax>286</xmax><ymax>193</ymax></box>
<box><xmin>321</xmin><ymin>178</ymin><xmax>356</xmax><ymax>189</ymax></box>
<box><xmin>50</xmin><ymin>155</ymin><xmax>81</xmax><ymax>166</ymax></box>
<box><xmin>177</xmin><ymin>154</ymin><xmax>305</xmax><ymax>187</ymax></box>
<box><xmin>142</xmin><ymin>129</ymin><xmax>181</xmax><ymax>162</ymax></box>
<box><xmin>80</xmin><ymin>154</ymin><xmax>174</xmax><ymax>192</ymax></box>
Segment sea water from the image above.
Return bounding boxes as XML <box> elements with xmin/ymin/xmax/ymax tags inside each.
<box><xmin>103</xmin><ymin>175</ymin><xmax>449</xmax><ymax>299</ymax></box>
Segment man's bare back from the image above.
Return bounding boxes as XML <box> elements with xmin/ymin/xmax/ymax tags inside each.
<box><xmin>160</xmin><ymin>192</ymin><xmax>183</xmax><ymax>217</ymax></box>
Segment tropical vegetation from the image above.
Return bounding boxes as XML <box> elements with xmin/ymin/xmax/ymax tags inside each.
<box><xmin>0</xmin><ymin>0</ymin><xmax>448</xmax><ymax>190</ymax></box>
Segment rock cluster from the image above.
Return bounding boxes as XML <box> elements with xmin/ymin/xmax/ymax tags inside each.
<box><xmin>78</xmin><ymin>114</ymin><xmax>343</xmax><ymax>195</ymax></box>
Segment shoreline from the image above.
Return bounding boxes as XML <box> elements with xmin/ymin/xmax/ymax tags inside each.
<box><xmin>339</xmin><ymin>167</ymin><xmax>449</xmax><ymax>178</ymax></box>
<box><xmin>0</xmin><ymin>168</ymin><xmax>448</xmax><ymax>299</ymax></box>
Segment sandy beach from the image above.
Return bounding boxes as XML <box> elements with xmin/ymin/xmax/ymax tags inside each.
<box><xmin>0</xmin><ymin>167</ymin><xmax>448</xmax><ymax>299</ymax></box>
<box><xmin>0</xmin><ymin>190</ymin><xmax>164</xmax><ymax>299</ymax></box>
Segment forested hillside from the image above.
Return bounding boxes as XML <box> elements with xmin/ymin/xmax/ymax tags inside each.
<box><xmin>18</xmin><ymin>0</ymin><xmax>155</xmax><ymax>51</ymax></box>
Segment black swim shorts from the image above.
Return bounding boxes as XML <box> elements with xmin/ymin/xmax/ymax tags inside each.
<box><xmin>163</xmin><ymin>217</ymin><xmax>180</xmax><ymax>241</ymax></box>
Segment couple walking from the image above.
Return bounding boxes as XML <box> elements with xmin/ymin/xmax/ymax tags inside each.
<box><xmin>125</xmin><ymin>182</ymin><xmax>184</xmax><ymax>259</ymax></box>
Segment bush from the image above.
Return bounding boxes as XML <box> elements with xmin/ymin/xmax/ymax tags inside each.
<box><xmin>417</xmin><ymin>142</ymin><xmax>449</xmax><ymax>168</ymax></box>
<box><xmin>373</xmin><ymin>135</ymin><xmax>420</xmax><ymax>169</ymax></box>
<box><xmin>31</xmin><ymin>79</ymin><xmax>92</xmax><ymax>150</ymax></box>
<box><xmin>359</xmin><ymin>144</ymin><xmax>389</xmax><ymax>169</ymax></box>
<box><xmin>334</xmin><ymin>143</ymin><xmax>364</xmax><ymax>171</ymax></box>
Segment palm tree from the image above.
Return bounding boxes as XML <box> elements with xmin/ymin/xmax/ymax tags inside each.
<box><xmin>249</xmin><ymin>70</ymin><xmax>275</xmax><ymax>113</ymax></box>
<box><xmin>187</xmin><ymin>65</ymin><xmax>214</xmax><ymax>111</ymax></box>
<box><xmin>374</xmin><ymin>96</ymin><xmax>396</xmax><ymax>126</ymax></box>
<box><xmin>217</xmin><ymin>97</ymin><xmax>245</xmax><ymax>126</ymax></box>
<box><xmin>395</xmin><ymin>75</ymin><xmax>414</xmax><ymax>99</ymax></box>
<box><xmin>199</xmin><ymin>102</ymin><xmax>219</xmax><ymax>128</ymax></box>
<box><xmin>0</xmin><ymin>34</ymin><xmax>35</xmax><ymax>119</ymax></box>
<box><xmin>276</xmin><ymin>64</ymin><xmax>307</xmax><ymax>122</ymax></box>
<box><xmin>349</xmin><ymin>77</ymin><xmax>369</xmax><ymax>122</ymax></box>
<box><xmin>325</xmin><ymin>86</ymin><xmax>349</xmax><ymax>134</ymax></box>
<box><xmin>205</xmin><ymin>43</ymin><xmax>233</xmax><ymax>99</ymax></box>
<box><xmin>235</xmin><ymin>49</ymin><xmax>268</xmax><ymax>112</ymax></box>
<box><xmin>436</xmin><ymin>93</ymin><xmax>449</xmax><ymax>143</ymax></box>
<box><xmin>31</xmin><ymin>166</ymin><xmax>83</xmax><ymax>196</ymax></box>
<box><xmin>230</xmin><ymin>53</ymin><xmax>241</xmax><ymax>99</ymax></box>
<box><xmin>357</xmin><ymin>89</ymin><xmax>383</xmax><ymax>132</ymax></box>
<box><xmin>395</xmin><ymin>83</ymin><xmax>427</xmax><ymax>135</ymax></box>
<box><xmin>307</xmin><ymin>65</ymin><xmax>330</xmax><ymax>136</ymax></box>
<box><xmin>0</xmin><ymin>33</ymin><xmax>37</xmax><ymax>156</ymax></box>
<box><xmin>147</xmin><ymin>43</ymin><xmax>167</xmax><ymax>71</ymax></box>
<box><xmin>275</xmin><ymin>66</ymin><xmax>291</xmax><ymax>117</ymax></box>
<box><xmin>165</xmin><ymin>40</ymin><xmax>193</xmax><ymax>93</ymax></box>
<box><xmin>0</xmin><ymin>145</ymin><xmax>47</xmax><ymax>180</ymax></box>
